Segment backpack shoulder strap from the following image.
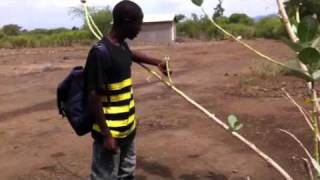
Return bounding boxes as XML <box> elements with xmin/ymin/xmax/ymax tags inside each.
<box><xmin>94</xmin><ymin>40</ymin><xmax>112</xmax><ymax>105</ymax></box>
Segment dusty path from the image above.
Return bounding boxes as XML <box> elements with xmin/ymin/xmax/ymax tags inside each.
<box><xmin>0</xmin><ymin>39</ymin><xmax>312</xmax><ymax>180</ymax></box>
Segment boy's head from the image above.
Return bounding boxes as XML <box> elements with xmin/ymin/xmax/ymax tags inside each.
<box><xmin>112</xmin><ymin>0</ymin><xmax>143</xmax><ymax>40</ymax></box>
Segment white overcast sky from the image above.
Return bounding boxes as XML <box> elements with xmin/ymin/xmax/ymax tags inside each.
<box><xmin>0</xmin><ymin>0</ymin><xmax>278</xmax><ymax>30</ymax></box>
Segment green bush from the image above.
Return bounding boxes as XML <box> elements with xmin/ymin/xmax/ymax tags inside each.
<box><xmin>177</xmin><ymin>19</ymin><xmax>201</xmax><ymax>39</ymax></box>
<box><xmin>27</xmin><ymin>28</ymin><xmax>70</xmax><ymax>35</ymax></box>
<box><xmin>215</xmin><ymin>16</ymin><xmax>229</xmax><ymax>24</ymax></box>
<box><xmin>177</xmin><ymin>13</ymin><xmax>286</xmax><ymax>40</ymax></box>
<box><xmin>177</xmin><ymin>16</ymin><xmax>255</xmax><ymax>40</ymax></box>
<box><xmin>0</xmin><ymin>31</ymin><xmax>6</xmax><ymax>39</ymax></box>
<box><xmin>255</xmin><ymin>16</ymin><xmax>286</xmax><ymax>39</ymax></box>
<box><xmin>0</xmin><ymin>30</ymin><xmax>94</xmax><ymax>48</ymax></box>
<box><xmin>225</xmin><ymin>23</ymin><xmax>256</xmax><ymax>39</ymax></box>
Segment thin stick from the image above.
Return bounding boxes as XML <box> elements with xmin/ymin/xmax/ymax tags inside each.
<box><xmin>280</xmin><ymin>129</ymin><xmax>320</xmax><ymax>174</ymax></box>
<box><xmin>88</xmin><ymin>10</ymin><xmax>103</xmax><ymax>37</ymax></box>
<box><xmin>82</xmin><ymin>2</ymin><xmax>102</xmax><ymax>40</ymax></box>
<box><xmin>312</xmin><ymin>88</ymin><xmax>320</xmax><ymax>163</ymax></box>
<box><xmin>302</xmin><ymin>157</ymin><xmax>315</xmax><ymax>180</ymax></box>
<box><xmin>281</xmin><ymin>88</ymin><xmax>319</xmax><ymax>141</ymax></box>
<box><xmin>138</xmin><ymin>62</ymin><xmax>293</xmax><ymax>180</ymax></box>
<box><xmin>165</xmin><ymin>56</ymin><xmax>173</xmax><ymax>84</ymax></box>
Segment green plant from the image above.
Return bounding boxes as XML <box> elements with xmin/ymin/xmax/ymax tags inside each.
<box><xmin>255</xmin><ymin>16</ymin><xmax>286</xmax><ymax>39</ymax></box>
<box><xmin>191</xmin><ymin>0</ymin><xmax>320</xmax><ymax>179</ymax></box>
<box><xmin>225</xmin><ymin>23</ymin><xmax>255</xmax><ymax>39</ymax></box>
<box><xmin>0</xmin><ymin>31</ymin><xmax>6</xmax><ymax>39</ymax></box>
<box><xmin>70</xmin><ymin>6</ymin><xmax>112</xmax><ymax>35</ymax></box>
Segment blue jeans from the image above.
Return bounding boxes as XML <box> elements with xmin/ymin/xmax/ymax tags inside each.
<box><xmin>90</xmin><ymin>138</ymin><xmax>136</xmax><ymax>180</ymax></box>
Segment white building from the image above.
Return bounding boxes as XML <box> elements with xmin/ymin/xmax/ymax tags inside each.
<box><xmin>133</xmin><ymin>14</ymin><xmax>177</xmax><ymax>44</ymax></box>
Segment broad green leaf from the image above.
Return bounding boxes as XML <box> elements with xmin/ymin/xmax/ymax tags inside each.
<box><xmin>298</xmin><ymin>16</ymin><xmax>319</xmax><ymax>43</ymax></box>
<box><xmin>191</xmin><ymin>0</ymin><xmax>203</xmax><ymax>7</ymax></box>
<box><xmin>312</xmin><ymin>70</ymin><xmax>320</xmax><ymax>81</ymax></box>
<box><xmin>281</xmin><ymin>37</ymin><xmax>303</xmax><ymax>52</ymax></box>
<box><xmin>298</xmin><ymin>47</ymin><xmax>320</xmax><ymax>66</ymax></box>
<box><xmin>227</xmin><ymin>115</ymin><xmax>243</xmax><ymax>132</ymax></box>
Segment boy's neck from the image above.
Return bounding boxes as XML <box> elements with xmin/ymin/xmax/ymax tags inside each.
<box><xmin>108</xmin><ymin>29</ymin><xmax>125</xmax><ymax>44</ymax></box>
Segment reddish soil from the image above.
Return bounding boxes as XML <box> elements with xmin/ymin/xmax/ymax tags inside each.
<box><xmin>0</xmin><ymin>39</ymin><xmax>315</xmax><ymax>180</ymax></box>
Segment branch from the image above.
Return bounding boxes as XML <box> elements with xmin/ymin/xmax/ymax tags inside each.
<box><xmin>281</xmin><ymin>88</ymin><xmax>320</xmax><ymax>141</ymax></box>
<box><xmin>280</xmin><ymin>129</ymin><xmax>320</xmax><ymax>174</ymax></box>
<box><xmin>276</xmin><ymin>0</ymin><xmax>299</xmax><ymax>43</ymax></box>
<box><xmin>302</xmin><ymin>158</ymin><xmax>315</xmax><ymax>180</ymax></box>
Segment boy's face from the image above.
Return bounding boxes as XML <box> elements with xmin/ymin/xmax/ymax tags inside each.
<box><xmin>126</xmin><ymin>17</ymin><xmax>143</xmax><ymax>40</ymax></box>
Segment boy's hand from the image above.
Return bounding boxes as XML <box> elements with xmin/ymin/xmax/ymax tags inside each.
<box><xmin>158</xmin><ymin>60</ymin><xmax>172</xmax><ymax>76</ymax></box>
<box><xmin>103</xmin><ymin>135</ymin><xmax>118</xmax><ymax>154</ymax></box>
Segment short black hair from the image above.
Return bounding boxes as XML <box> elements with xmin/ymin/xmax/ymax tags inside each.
<box><xmin>113</xmin><ymin>0</ymin><xmax>143</xmax><ymax>26</ymax></box>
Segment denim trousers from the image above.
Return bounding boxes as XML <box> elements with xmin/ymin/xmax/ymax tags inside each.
<box><xmin>90</xmin><ymin>138</ymin><xmax>136</xmax><ymax>180</ymax></box>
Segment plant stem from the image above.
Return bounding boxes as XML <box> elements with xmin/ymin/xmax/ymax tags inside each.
<box><xmin>281</xmin><ymin>88</ymin><xmax>320</xmax><ymax>141</ymax></box>
<box><xmin>276</xmin><ymin>0</ymin><xmax>299</xmax><ymax>42</ymax></box>
<box><xmin>296</xmin><ymin>6</ymin><xmax>300</xmax><ymax>24</ymax></box>
<box><xmin>312</xmin><ymin>84</ymin><xmax>320</xmax><ymax>164</ymax></box>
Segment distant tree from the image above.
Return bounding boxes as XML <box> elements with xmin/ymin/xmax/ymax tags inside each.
<box><xmin>191</xmin><ymin>13</ymin><xmax>199</xmax><ymax>21</ymax></box>
<box><xmin>21</xmin><ymin>29</ymin><xmax>28</xmax><ymax>34</ymax></box>
<box><xmin>72</xmin><ymin>26</ymin><xmax>79</xmax><ymax>30</ymax></box>
<box><xmin>69</xmin><ymin>6</ymin><xmax>113</xmax><ymax>34</ymax></box>
<box><xmin>175</xmin><ymin>14</ymin><xmax>186</xmax><ymax>22</ymax></box>
<box><xmin>229</xmin><ymin>13</ymin><xmax>254</xmax><ymax>25</ymax></box>
<box><xmin>1</xmin><ymin>24</ymin><xmax>21</xmax><ymax>36</ymax></box>
<box><xmin>213</xmin><ymin>0</ymin><xmax>224</xmax><ymax>19</ymax></box>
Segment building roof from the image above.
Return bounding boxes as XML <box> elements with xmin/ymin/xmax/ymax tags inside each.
<box><xmin>143</xmin><ymin>14</ymin><xmax>176</xmax><ymax>23</ymax></box>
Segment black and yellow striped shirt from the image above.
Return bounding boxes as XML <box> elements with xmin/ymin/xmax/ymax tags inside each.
<box><xmin>84</xmin><ymin>37</ymin><xmax>136</xmax><ymax>140</ymax></box>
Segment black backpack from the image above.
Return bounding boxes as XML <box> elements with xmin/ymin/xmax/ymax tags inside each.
<box><xmin>57</xmin><ymin>43</ymin><xmax>110</xmax><ymax>136</ymax></box>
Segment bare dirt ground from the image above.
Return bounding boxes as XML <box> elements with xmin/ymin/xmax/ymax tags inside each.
<box><xmin>0</xmin><ymin>39</ymin><xmax>315</xmax><ymax>180</ymax></box>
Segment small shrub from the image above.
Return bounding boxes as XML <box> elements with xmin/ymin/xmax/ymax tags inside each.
<box><xmin>0</xmin><ymin>31</ymin><xmax>6</xmax><ymax>39</ymax></box>
<box><xmin>255</xmin><ymin>16</ymin><xmax>286</xmax><ymax>39</ymax></box>
<box><xmin>225</xmin><ymin>24</ymin><xmax>256</xmax><ymax>39</ymax></box>
<box><xmin>250</xmin><ymin>59</ymin><xmax>301</xmax><ymax>78</ymax></box>
<box><xmin>11</xmin><ymin>36</ymin><xmax>29</xmax><ymax>48</ymax></box>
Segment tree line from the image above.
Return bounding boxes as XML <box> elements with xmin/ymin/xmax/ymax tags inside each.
<box><xmin>0</xmin><ymin>5</ymin><xmax>314</xmax><ymax>48</ymax></box>
<box><xmin>176</xmin><ymin>13</ymin><xmax>287</xmax><ymax>40</ymax></box>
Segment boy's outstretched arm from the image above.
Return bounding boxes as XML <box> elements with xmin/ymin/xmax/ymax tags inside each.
<box><xmin>132</xmin><ymin>50</ymin><xmax>170</xmax><ymax>75</ymax></box>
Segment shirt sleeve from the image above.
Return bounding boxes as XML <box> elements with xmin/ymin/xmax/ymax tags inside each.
<box><xmin>84</xmin><ymin>47</ymin><xmax>110</xmax><ymax>95</ymax></box>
